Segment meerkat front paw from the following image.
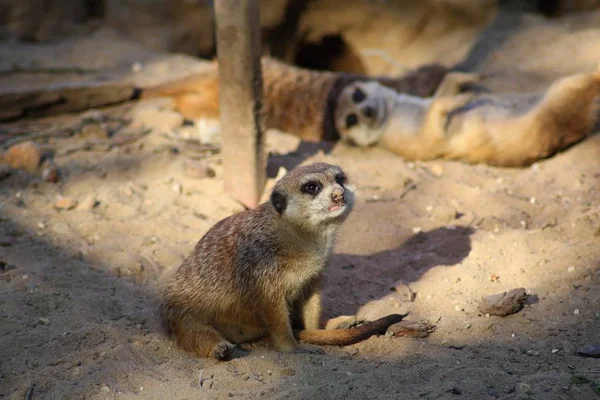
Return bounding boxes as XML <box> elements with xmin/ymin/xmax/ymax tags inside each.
<box><xmin>294</xmin><ymin>344</ymin><xmax>325</xmax><ymax>355</ymax></box>
<box><xmin>210</xmin><ymin>341</ymin><xmax>236</xmax><ymax>361</ymax></box>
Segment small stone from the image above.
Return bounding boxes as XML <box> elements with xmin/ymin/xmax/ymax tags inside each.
<box><xmin>429</xmin><ymin>163</ymin><xmax>444</xmax><ymax>176</ymax></box>
<box><xmin>345</xmin><ymin>347</ymin><xmax>359</xmax><ymax>356</ymax></box>
<box><xmin>100</xmin><ymin>386</ymin><xmax>110</xmax><ymax>393</ymax></box>
<box><xmin>3</xmin><ymin>141</ymin><xmax>41</xmax><ymax>173</ymax></box>
<box><xmin>551</xmin><ymin>348</ymin><xmax>559</xmax><ymax>354</ymax></box>
<box><xmin>412</xmin><ymin>227</ymin><xmax>422</xmax><ymax>234</ymax></box>
<box><xmin>38</xmin><ymin>318</ymin><xmax>50</xmax><ymax>325</ymax></box>
<box><xmin>454</xmin><ymin>305</ymin><xmax>464</xmax><ymax>312</ymax></box>
<box><xmin>41</xmin><ymin>162</ymin><xmax>60</xmax><ymax>183</ymax></box>
<box><xmin>76</xmin><ymin>196</ymin><xmax>98</xmax><ymax>211</ymax></box>
<box><xmin>573</xmin><ymin>309</ymin><xmax>580</xmax><ymax>315</ymax></box>
<box><xmin>487</xmin><ymin>388</ymin><xmax>500</xmax><ymax>398</ymax></box>
<box><xmin>279</xmin><ymin>368</ymin><xmax>296</xmax><ymax>376</ymax></box>
<box><xmin>172</xmin><ymin>183</ymin><xmax>182</xmax><ymax>194</ymax></box>
<box><xmin>132</xmin><ymin>62</ymin><xmax>142</xmax><ymax>72</ymax></box>
<box><xmin>529</xmin><ymin>197</ymin><xmax>536</xmax><ymax>204</ymax></box>
<box><xmin>577</xmin><ymin>344</ymin><xmax>600</xmax><ymax>358</ymax></box>
<box><xmin>518</xmin><ymin>383</ymin><xmax>532</xmax><ymax>395</ymax></box>
<box><xmin>55</xmin><ymin>197</ymin><xmax>78</xmax><ymax>211</ymax></box>
<box><xmin>477</xmin><ymin>288</ymin><xmax>527</xmax><ymax>317</ymax></box>
<box><xmin>184</xmin><ymin>159</ymin><xmax>216</xmax><ymax>179</ymax></box>
<box><xmin>80</xmin><ymin>123</ymin><xmax>109</xmax><ymax>140</ymax></box>
<box><xmin>37</xmin><ymin>222</ymin><xmax>45</xmax><ymax>229</ymax></box>
<box><xmin>567</xmin><ymin>266</ymin><xmax>575</xmax><ymax>273</ymax></box>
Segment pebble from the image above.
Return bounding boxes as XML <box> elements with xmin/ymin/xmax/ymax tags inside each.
<box><xmin>577</xmin><ymin>344</ymin><xmax>600</xmax><ymax>358</ymax></box>
<box><xmin>346</xmin><ymin>347</ymin><xmax>359</xmax><ymax>356</ymax></box>
<box><xmin>55</xmin><ymin>197</ymin><xmax>78</xmax><ymax>211</ymax></box>
<box><xmin>3</xmin><ymin>141</ymin><xmax>42</xmax><ymax>173</ymax></box>
<box><xmin>184</xmin><ymin>159</ymin><xmax>216</xmax><ymax>179</ymax></box>
<box><xmin>518</xmin><ymin>383</ymin><xmax>533</xmax><ymax>395</ymax></box>
<box><xmin>80</xmin><ymin>123</ymin><xmax>109</xmax><ymax>140</ymax></box>
<box><xmin>487</xmin><ymin>388</ymin><xmax>500</xmax><ymax>398</ymax></box>
<box><xmin>279</xmin><ymin>368</ymin><xmax>296</xmax><ymax>376</ymax></box>
<box><xmin>100</xmin><ymin>386</ymin><xmax>110</xmax><ymax>393</ymax></box>
<box><xmin>573</xmin><ymin>309</ymin><xmax>580</xmax><ymax>315</ymax></box>
<box><xmin>551</xmin><ymin>348</ymin><xmax>559</xmax><ymax>354</ymax></box>
<box><xmin>567</xmin><ymin>266</ymin><xmax>575</xmax><ymax>273</ymax></box>
<box><xmin>76</xmin><ymin>196</ymin><xmax>98</xmax><ymax>211</ymax></box>
<box><xmin>41</xmin><ymin>162</ymin><xmax>60</xmax><ymax>183</ymax></box>
<box><xmin>38</xmin><ymin>318</ymin><xmax>50</xmax><ymax>325</ymax></box>
<box><xmin>172</xmin><ymin>183</ymin><xmax>182</xmax><ymax>194</ymax></box>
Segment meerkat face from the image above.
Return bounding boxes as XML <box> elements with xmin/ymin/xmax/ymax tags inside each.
<box><xmin>335</xmin><ymin>81</ymin><xmax>389</xmax><ymax>147</ymax></box>
<box><xmin>270</xmin><ymin>163</ymin><xmax>355</xmax><ymax>230</ymax></box>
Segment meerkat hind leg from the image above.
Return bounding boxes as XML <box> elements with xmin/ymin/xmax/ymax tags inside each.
<box><xmin>171</xmin><ymin>317</ymin><xmax>236</xmax><ymax>360</ymax></box>
<box><xmin>433</xmin><ymin>72</ymin><xmax>482</xmax><ymax>97</ymax></box>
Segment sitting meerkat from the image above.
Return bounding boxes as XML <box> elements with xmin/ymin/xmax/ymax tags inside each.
<box><xmin>335</xmin><ymin>67</ymin><xmax>600</xmax><ymax>166</ymax></box>
<box><xmin>160</xmin><ymin>163</ymin><xmax>404</xmax><ymax>360</ymax></box>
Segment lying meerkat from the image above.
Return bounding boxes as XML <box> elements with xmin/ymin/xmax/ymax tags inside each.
<box><xmin>139</xmin><ymin>58</ymin><xmax>599</xmax><ymax>167</ymax></box>
<box><xmin>160</xmin><ymin>163</ymin><xmax>404</xmax><ymax>360</ymax></box>
<box><xmin>335</xmin><ymin>67</ymin><xmax>600</xmax><ymax>166</ymax></box>
<box><xmin>138</xmin><ymin>57</ymin><xmax>448</xmax><ymax>142</ymax></box>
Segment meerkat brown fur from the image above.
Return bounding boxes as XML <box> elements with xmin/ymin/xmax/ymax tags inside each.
<box><xmin>160</xmin><ymin>163</ymin><xmax>404</xmax><ymax>360</ymax></box>
<box><xmin>335</xmin><ymin>66</ymin><xmax>600</xmax><ymax>166</ymax></box>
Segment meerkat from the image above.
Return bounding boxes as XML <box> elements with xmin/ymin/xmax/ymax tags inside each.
<box><xmin>335</xmin><ymin>66</ymin><xmax>600</xmax><ymax>166</ymax></box>
<box><xmin>160</xmin><ymin>163</ymin><xmax>404</xmax><ymax>360</ymax></box>
<box><xmin>138</xmin><ymin>57</ymin><xmax>448</xmax><ymax>142</ymax></box>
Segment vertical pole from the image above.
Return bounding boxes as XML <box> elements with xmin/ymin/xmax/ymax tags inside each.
<box><xmin>214</xmin><ymin>0</ymin><xmax>266</xmax><ymax>209</ymax></box>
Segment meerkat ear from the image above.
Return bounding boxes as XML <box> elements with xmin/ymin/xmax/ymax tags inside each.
<box><xmin>270</xmin><ymin>190</ymin><xmax>287</xmax><ymax>214</ymax></box>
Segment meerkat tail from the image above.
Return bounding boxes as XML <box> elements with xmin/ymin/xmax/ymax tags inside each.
<box><xmin>295</xmin><ymin>314</ymin><xmax>406</xmax><ymax>346</ymax></box>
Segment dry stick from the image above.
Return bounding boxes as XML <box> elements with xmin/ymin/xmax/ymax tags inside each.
<box><xmin>24</xmin><ymin>384</ymin><xmax>34</xmax><ymax>400</ymax></box>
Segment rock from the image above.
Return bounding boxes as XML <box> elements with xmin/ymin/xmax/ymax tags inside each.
<box><xmin>41</xmin><ymin>161</ymin><xmax>60</xmax><ymax>183</ymax></box>
<box><xmin>279</xmin><ymin>368</ymin><xmax>296</xmax><ymax>376</ymax></box>
<box><xmin>38</xmin><ymin>317</ymin><xmax>50</xmax><ymax>326</ymax></box>
<box><xmin>100</xmin><ymin>386</ymin><xmax>110</xmax><ymax>393</ymax></box>
<box><xmin>577</xmin><ymin>344</ymin><xmax>600</xmax><ymax>358</ymax></box>
<box><xmin>80</xmin><ymin>123</ymin><xmax>110</xmax><ymax>140</ymax></box>
<box><xmin>55</xmin><ymin>197</ymin><xmax>78</xmax><ymax>210</ymax></box>
<box><xmin>183</xmin><ymin>159</ymin><xmax>216</xmax><ymax>179</ymax></box>
<box><xmin>76</xmin><ymin>195</ymin><xmax>98</xmax><ymax>211</ymax></box>
<box><xmin>387</xmin><ymin>320</ymin><xmax>436</xmax><ymax>338</ymax></box>
<box><xmin>477</xmin><ymin>288</ymin><xmax>527</xmax><ymax>317</ymax></box>
<box><xmin>518</xmin><ymin>383</ymin><xmax>533</xmax><ymax>395</ymax></box>
<box><xmin>3</xmin><ymin>141</ymin><xmax>42</xmax><ymax>173</ymax></box>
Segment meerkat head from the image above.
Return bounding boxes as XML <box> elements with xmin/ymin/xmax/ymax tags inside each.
<box><xmin>270</xmin><ymin>163</ymin><xmax>355</xmax><ymax>231</ymax></box>
<box><xmin>335</xmin><ymin>81</ymin><xmax>390</xmax><ymax>147</ymax></box>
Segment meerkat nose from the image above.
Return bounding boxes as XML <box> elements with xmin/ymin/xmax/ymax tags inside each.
<box><xmin>363</xmin><ymin>106</ymin><xmax>377</xmax><ymax>119</ymax></box>
<box><xmin>331</xmin><ymin>188</ymin><xmax>345</xmax><ymax>204</ymax></box>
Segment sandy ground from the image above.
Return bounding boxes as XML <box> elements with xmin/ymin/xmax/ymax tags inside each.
<box><xmin>2</xmin><ymin>10</ymin><xmax>600</xmax><ymax>400</ymax></box>
<box><xmin>1</xmin><ymin>99</ymin><xmax>600</xmax><ymax>400</ymax></box>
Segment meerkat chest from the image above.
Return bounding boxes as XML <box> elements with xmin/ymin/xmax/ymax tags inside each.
<box><xmin>280</xmin><ymin>240</ymin><xmax>332</xmax><ymax>289</ymax></box>
<box><xmin>386</xmin><ymin>96</ymin><xmax>430</xmax><ymax>137</ymax></box>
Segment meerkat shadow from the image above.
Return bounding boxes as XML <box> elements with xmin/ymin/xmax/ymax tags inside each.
<box><xmin>267</xmin><ymin>140</ymin><xmax>336</xmax><ymax>178</ymax></box>
<box><xmin>323</xmin><ymin>226</ymin><xmax>475</xmax><ymax>319</ymax></box>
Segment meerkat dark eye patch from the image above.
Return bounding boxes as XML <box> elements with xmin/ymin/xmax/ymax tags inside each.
<box><xmin>301</xmin><ymin>181</ymin><xmax>322</xmax><ymax>196</ymax></box>
<box><xmin>345</xmin><ymin>113</ymin><xmax>358</xmax><ymax>129</ymax></box>
<box><xmin>334</xmin><ymin>173</ymin><xmax>346</xmax><ymax>186</ymax></box>
<box><xmin>270</xmin><ymin>190</ymin><xmax>287</xmax><ymax>214</ymax></box>
<box><xmin>352</xmin><ymin>88</ymin><xmax>366</xmax><ymax>103</ymax></box>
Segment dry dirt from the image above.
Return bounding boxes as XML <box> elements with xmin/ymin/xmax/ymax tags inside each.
<box><xmin>2</xmin><ymin>11</ymin><xmax>600</xmax><ymax>400</ymax></box>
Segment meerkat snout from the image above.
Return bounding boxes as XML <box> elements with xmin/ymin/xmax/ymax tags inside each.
<box><xmin>330</xmin><ymin>187</ymin><xmax>345</xmax><ymax>205</ymax></box>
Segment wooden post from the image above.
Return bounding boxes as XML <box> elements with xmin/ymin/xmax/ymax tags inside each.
<box><xmin>214</xmin><ymin>0</ymin><xmax>266</xmax><ymax>209</ymax></box>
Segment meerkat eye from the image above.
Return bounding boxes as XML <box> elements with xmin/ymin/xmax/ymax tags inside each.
<box><xmin>334</xmin><ymin>174</ymin><xmax>346</xmax><ymax>186</ymax></box>
<box><xmin>352</xmin><ymin>88</ymin><xmax>366</xmax><ymax>103</ymax></box>
<box><xmin>345</xmin><ymin>113</ymin><xmax>358</xmax><ymax>128</ymax></box>
<box><xmin>301</xmin><ymin>181</ymin><xmax>322</xmax><ymax>196</ymax></box>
